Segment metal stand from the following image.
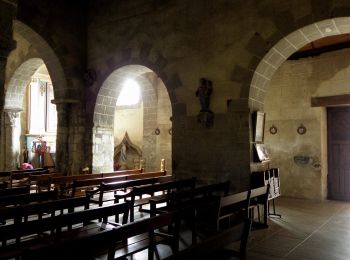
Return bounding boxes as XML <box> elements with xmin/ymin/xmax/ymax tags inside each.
<box><xmin>268</xmin><ymin>198</ymin><xmax>281</xmax><ymax>218</ymax></box>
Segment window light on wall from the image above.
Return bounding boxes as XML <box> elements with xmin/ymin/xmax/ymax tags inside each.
<box><xmin>116</xmin><ymin>79</ymin><xmax>141</xmax><ymax>106</ymax></box>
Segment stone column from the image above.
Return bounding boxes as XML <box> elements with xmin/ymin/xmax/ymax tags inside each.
<box><xmin>0</xmin><ymin>0</ymin><xmax>17</xmax><ymax>170</ymax></box>
<box><xmin>92</xmin><ymin>126</ymin><xmax>114</xmax><ymax>173</ymax></box>
<box><xmin>4</xmin><ymin>109</ymin><xmax>21</xmax><ymax>170</ymax></box>
<box><xmin>55</xmin><ymin>103</ymin><xmax>69</xmax><ymax>174</ymax></box>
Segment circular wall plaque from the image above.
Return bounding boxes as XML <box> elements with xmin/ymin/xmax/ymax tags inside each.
<box><xmin>155</xmin><ymin>128</ymin><xmax>160</xmax><ymax>135</ymax></box>
<box><xmin>269</xmin><ymin>125</ymin><xmax>277</xmax><ymax>135</ymax></box>
<box><xmin>168</xmin><ymin>128</ymin><xmax>172</xmax><ymax>135</ymax></box>
<box><xmin>297</xmin><ymin>124</ymin><xmax>306</xmax><ymax>135</ymax></box>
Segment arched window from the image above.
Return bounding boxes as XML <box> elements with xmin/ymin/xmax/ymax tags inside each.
<box><xmin>116</xmin><ymin>79</ymin><xmax>141</xmax><ymax>106</ymax></box>
<box><xmin>27</xmin><ymin>66</ymin><xmax>57</xmax><ymax>152</ymax></box>
<box><xmin>28</xmin><ymin>78</ymin><xmax>57</xmax><ymax>134</ymax></box>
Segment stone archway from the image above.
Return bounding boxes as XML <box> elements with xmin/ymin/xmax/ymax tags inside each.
<box><xmin>2</xmin><ymin>58</ymin><xmax>44</xmax><ymax>170</ymax></box>
<box><xmin>249</xmin><ymin>17</ymin><xmax>350</xmax><ymax>110</ymax></box>
<box><xmin>13</xmin><ymin>21</ymin><xmax>68</xmax><ymax>100</ymax></box>
<box><xmin>249</xmin><ymin>17</ymin><xmax>350</xmax><ymax>200</ymax></box>
<box><xmin>0</xmin><ymin>21</ymin><xmax>68</xmax><ymax>171</ymax></box>
<box><xmin>92</xmin><ymin>65</ymin><xmax>172</xmax><ymax>173</ymax></box>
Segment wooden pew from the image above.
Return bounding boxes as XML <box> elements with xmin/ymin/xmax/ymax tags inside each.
<box><xmin>69</xmin><ymin>171</ymin><xmax>167</xmax><ymax>199</ymax></box>
<box><xmin>187</xmin><ymin>190</ymin><xmax>251</xmax><ymax>241</ymax></box>
<box><xmin>0</xmin><ymin>172</ymin><xmax>11</xmax><ymax>189</ymax></box>
<box><xmin>150</xmin><ymin>181</ymin><xmax>230</xmax><ymax>244</ymax></box>
<box><xmin>217</xmin><ymin>190</ymin><xmax>251</xmax><ymax>230</ymax></box>
<box><xmin>101</xmin><ymin>168</ymin><xmax>143</xmax><ymax>178</ymax></box>
<box><xmin>0</xmin><ymin>196</ymin><xmax>90</xmax><ymax>228</ymax></box>
<box><xmin>52</xmin><ymin>173</ymin><xmax>102</xmax><ymax>197</ymax></box>
<box><xmin>70</xmin><ymin>176</ymin><xmax>127</xmax><ymax>197</ymax></box>
<box><xmin>126</xmin><ymin>170</ymin><xmax>167</xmax><ymax>180</ymax></box>
<box><xmin>51</xmin><ymin>169</ymin><xmax>150</xmax><ymax>197</ymax></box>
<box><xmin>0</xmin><ymin>186</ymin><xmax>30</xmax><ymax>198</ymax></box>
<box><xmin>11</xmin><ymin>168</ymin><xmax>46</xmax><ymax>174</ymax></box>
<box><xmin>165</xmin><ymin>218</ymin><xmax>252</xmax><ymax>260</ymax></box>
<box><xmin>153</xmin><ymin>181</ymin><xmax>231</xmax><ymax>213</ymax></box>
<box><xmin>0</xmin><ymin>190</ymin><xmax>58</xmax><ymax>208</ymax></box>
<box><xmin>88</xmin><ymin>175</ymin><xmax>173</xmax><ymax>207</ymax></box>
<box><xmin>0</xmin><ymin>202</ymin><xmax>130</xmax><ymax>259</ymax></box>
<box><xmin>10</xmin><ymin>169</ymin><xmax>50</xmax><ymax>188</ymax></box>
<box><xmin>22</xmin><ymin>211</ymin><xmax>179</xmax><ymax>260</ymax></box>
<box><xmin>249</xmin><ymin>185</ymin><xmax>269</xmax><ymax>228</ymax></box>
<box><xmin>29</xmin><ymin>173</ymin><xmax>64</xmax><ymax>193</ymax></box>
<box><xmin>126</xmin><ymin>178</ymin><xmax>196</xmax><ymax>222</ymax></box>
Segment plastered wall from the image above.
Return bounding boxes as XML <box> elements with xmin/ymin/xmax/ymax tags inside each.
<box><xmin>265</xmin><ymin>48</ymin><xmax>350</xmax><ymax>200</ymax></box>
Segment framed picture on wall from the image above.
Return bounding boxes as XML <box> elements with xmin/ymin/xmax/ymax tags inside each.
<box><xmin>252</xmin><ymin>111</ymin><xmax>265</xmax><ymax>143</ymax></box>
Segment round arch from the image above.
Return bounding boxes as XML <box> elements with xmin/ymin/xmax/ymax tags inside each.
<box><xmin>249</xmin><ymin>17</ymin><xmax>350</xmax><ymax>110</ymax></box>
<box><xmin>13</xmin><ymin>20</ymin><xmax>68</xmax><ymax>100</ymax></box>
<box><xmin>4</xmin><ymin>58</ymin><xmax>44</xmax><ymax>110</ymax></box>
<box><xmin>1</xmin><ymin>21</ymin><xmax>67</xmax><ymax>171</ymax></box>
<box><xmin>92</xmin><ymin>65</ymin><xmax>172</xmax><ymax>173</ymax></box>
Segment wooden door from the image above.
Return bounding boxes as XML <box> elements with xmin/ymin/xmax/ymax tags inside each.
<box><xmin>327</xmin><ymin>107</ymin><xmax>350</xmax><ymax>200</ymax></box>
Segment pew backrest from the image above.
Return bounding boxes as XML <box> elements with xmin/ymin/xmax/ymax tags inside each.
<box><xmin>11</xmin><ymin>168</ymin><xmax>46</xmax><ymax>174</ymax></box>
<box><xmin>11</xmin><ymin>169</ymin><xmax>50</xmax><ymax>185</ymax></box>
<box><xmin>0</xmin><ymin>185</ymin><xmax>30</xmax><ymax>198</ymax></box>
<box><xmin>29</xmin><ymin>173</ymin><xmax>57</xmax><ymax>192</ymax></box>
<box><xmin>102</xmin><ymin>168</ymin><xmax>143</xmax><ymax>178</ymax></box>
<box><xmin>165</xmin><ymin>218</ymin><xmax>252</xmax><ymax>260</ymax></box>
<box><xmin>126</xmin><ymin>170</ymin><xmax>166</xmax><ymax>180</ymax></box>
<box><xmin>128</xmin><ymin>178</ymin><xmax>195</xmax><ymax>222</ymax></box>
<box><xmin>21</xmin><ymin>211</ymin><xmax>178</xmax><ymax>260</ymax></box>
<box><xmin>71</xmin><ymin>176</ymin><xmax>128</xmax><ymax>197</ymax></box>
<box><xmin>0</xmin><ymin>190</ymin><xmax>58</xmax><ymax>207</ymax></box>
<box><xmin>0</xmin><ymin>202</ymin><xmax>130</xmax><ymax>246</ymax></box>
<box><xmin>250</xmin><ymin>185</ymin><xmax>269</xmax><ymax>200</ymax></box>
<box><xmin>132</xmin><ymin>177</ymin><xmax>196</xmax><ymax>197</ymax></box>
<box><xmin>217</xmin><ymin>190</ymin><xmax>251</xmax><ymax>229</ymax></box>
<box><xmin>171</xmin><ymin>181</ymin><xmax>230</xmax><ymax>203</ymax></box>
<box><xmin>0</xmin><ymin>196</ymin><xmax>90</xmax><ymax>224</ymax></box>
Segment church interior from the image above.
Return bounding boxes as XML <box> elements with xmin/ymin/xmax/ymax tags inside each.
<box><xmin>1</xmin><ymin>0</ymin><xmax>350</xmax><ymax>259</ymax></box>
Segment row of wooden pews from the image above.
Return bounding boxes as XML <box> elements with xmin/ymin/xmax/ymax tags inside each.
<box><xmin>0</xmin><ymin>168</ymin><xmax>51</xmax><ymax>189</ymax></box>
<box><xmin>0</xmin><ymin>173</ymin><xmax>271</xmax><ymax>259</ymax></box>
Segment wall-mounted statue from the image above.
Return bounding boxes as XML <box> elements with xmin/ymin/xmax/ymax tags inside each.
<box><xmin>196</xmin><ymin>78</ymin><xmax>214</xmax><ymax>128</ymax></box>
<box><xmin>196</xmin><ymin>78</ymin><xmax>213</xmax><ymax>112</ymax></box>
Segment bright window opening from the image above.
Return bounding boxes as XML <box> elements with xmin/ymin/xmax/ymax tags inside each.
<box><xmin>116</xmin><ymin>79</ymin><xmax>141</xmax><ymax>106</ymax></box>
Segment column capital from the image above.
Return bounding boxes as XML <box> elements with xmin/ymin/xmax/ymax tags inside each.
<box><xmin>3</xmin><ymin>108</ymin><xmax>22</xmax><ymax>126</ymax></box>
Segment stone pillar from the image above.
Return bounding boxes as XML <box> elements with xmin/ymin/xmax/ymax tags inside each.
<box><xmin>0</xmin><ymin>0</ymin><xmax>17</xmax><ymax>170</ymax></box>
<box><xmin>4</xmin><ymin>110</ymin><xmax>21</xmax><ymax>170</ymax></box>
<box><xmin>0</xmin><ymin>0</ymin><xmax>17</xmax><ymax>111</ymax></box>
<box><xmin>55</xmin><ymin>103</ymin><xmax>69</xmax><ymax>174</ymax></box>
<box><xmin>92</xmin><ymin>126</ymin><xmax>114</xmax><ymax>173</ymax></box>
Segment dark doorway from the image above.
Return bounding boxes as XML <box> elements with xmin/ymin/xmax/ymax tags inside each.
<box><xmin>327</xmin><ymin>107</ymin><xmax>350</xmax><ymax>201</ymax></box>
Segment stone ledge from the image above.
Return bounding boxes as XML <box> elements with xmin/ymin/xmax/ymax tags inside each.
<box><xmin>51</xmin><ymin>99</ymin><xmax>80</xmax><ymax>104</ymax></box>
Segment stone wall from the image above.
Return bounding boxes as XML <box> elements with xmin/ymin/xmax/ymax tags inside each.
<box><xmin>156</xmin><ymin>77</ymin><xmax>172</xmax><ymax>174</ymax></box>
<box><xmin>3</xmin><ymin>0</ymin><xmax>350</xmax><ymax>193</ymax></box>
<box><xmin>86</xmin><ymin>0</ymin><xmax>253</xmax><ymax>190</ymax></box>
<box><xmin>265</xmin><ymin>48</ymin><xmax>350</xmax><ymax>200</ymax></box>
<box><xmin>14</xmin><ymin>0</ymin><xmax>87</xmax><ymax>174</ymax></box>
<box><xmin>114</xmin><ymin>106</ymin><xmax>143</xmax><ymax>148</ymax></box>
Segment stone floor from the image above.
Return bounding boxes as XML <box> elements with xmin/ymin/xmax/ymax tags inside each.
<box><xmin>131</xmin><ymin>197</ymin><xmax>350</xmax><ymax>259</ymax></box>
<box><xmin>247</xmin><ymin>197</ymin><xmax>350</xmax><ymax>260</ymax></box>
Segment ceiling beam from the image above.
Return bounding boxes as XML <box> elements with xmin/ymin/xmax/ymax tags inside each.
<box><xmin>289</xmin><ymin>41</ymin><xmax>350</xmax><ymax>60</ymax></box>
<box><xmin>311</xmin><ymin>94</ymin><xmax>350</xmax><ymax>107</ymax></box>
